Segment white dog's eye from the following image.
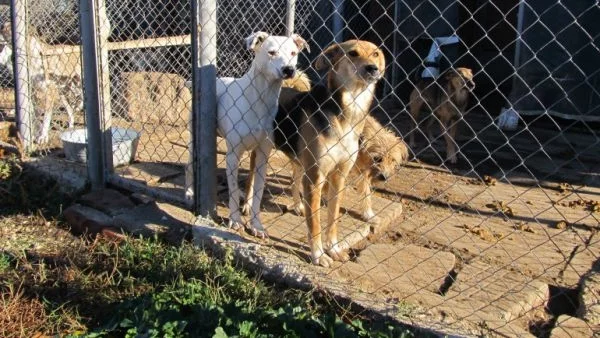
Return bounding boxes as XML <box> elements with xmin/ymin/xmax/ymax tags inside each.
<box><xmin>268</xmin><ymin>51</ymin><xmax>278</xmax><ymax>57</ymax></box>
<box><xmin>291</xmin><ymin>51</ymin><xmax>297</xmax><ymax>57</ymax></box>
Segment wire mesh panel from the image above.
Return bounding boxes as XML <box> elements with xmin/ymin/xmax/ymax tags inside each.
<box><xmin>195</xmin><ymin>0</ymin><xmax>599</xmax><ymax>336</ymax></box>
<box><xmin>3</xmin><ymin>0</ymin><xmax>596</xmax><ymax>336</ymax></box>
<box><xmin>95</xmin><ymin>0</ymin><xmax>193</xmax><ymax>203</ymax></box>
<box><xmin>1</xmin><ymin>0</ymin><xmax>83</xmax><ymax>154</ymax></box>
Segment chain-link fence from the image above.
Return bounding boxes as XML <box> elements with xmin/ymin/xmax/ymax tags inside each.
<box><xmin>3</xmin><ymin>0</ymin><xmax>599</xmax><ymax>336</ymax></box>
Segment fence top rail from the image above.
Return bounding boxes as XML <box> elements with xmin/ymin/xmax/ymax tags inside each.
<box><xmin>41</xmin><ymin>34</ymin><xmax>192</xmax><ymax>56</ymax></box>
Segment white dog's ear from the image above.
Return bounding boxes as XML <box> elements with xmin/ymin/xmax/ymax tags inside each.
<box><xmin>314</xmin><ymin>43</ymin><xmax>342</xmax><ymax>71</ymax></box>
<box><xmin>1</xmin><ymin>22</ymin><xmax>11</xmax><ymax>39</ymax></box>
<box><xmin>290</xmin><ymin>34</ymin><xmax>310</xmax><ymax>53</ymax></box>
<box><xmin>245</xmin><ymin>31</ymin><xmax>270</xmax><ymax>52</ymax></box>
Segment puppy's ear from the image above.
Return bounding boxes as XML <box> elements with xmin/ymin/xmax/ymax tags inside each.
<box><xmin>314</xmin><ymin>43</ymin><xmax>342</xmax><ymax>71</ymax></box>
<box><xmin>458</xmin><ymin>67</ymin><xmax>474</xmax><ymax>80</ymax></box>
<box><xmin>290</xmin><ymin>34</ymin><xmax>310</xmax><ymax>53</ymax></box>
<box><xmin>245</xmin><ymin>31</ymin><xmax>269</xmax><ymax>52</ymax></box>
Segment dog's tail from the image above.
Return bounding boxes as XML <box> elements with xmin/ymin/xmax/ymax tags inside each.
<box><xmin>282</xmin><ymin>70</ymin><xmax>311</xmax><ymax>92</ymax></box>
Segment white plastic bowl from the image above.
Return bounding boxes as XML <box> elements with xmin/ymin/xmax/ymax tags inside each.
<box><xmin>61</xmin><ymin>127</ymin><xmax>140</xmax><ymax>167</ymax></box>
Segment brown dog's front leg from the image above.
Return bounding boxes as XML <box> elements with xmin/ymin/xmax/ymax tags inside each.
<box><xmin>325</xmin><ymin>168</ymin><xmax>350</xmax><ymax>262</ymax></box>
<box><xmin>303</xmin><ymin>168</ymin><xmax>332</xmax><ymax>267</ymax></box>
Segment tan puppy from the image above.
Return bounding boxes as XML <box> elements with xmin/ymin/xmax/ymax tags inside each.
<box><xmin>408</xmin><ymin>67</ymin><xmax>475</xmax><ymax>164</ymax></box>
<box><xmin>351</xmin><ymin>116</ymin><xmax>408</xmax><ymax>222</ymax></box>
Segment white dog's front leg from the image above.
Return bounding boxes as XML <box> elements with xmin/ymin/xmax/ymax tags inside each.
<box><xmin>248</xmin><ymin>141</ymin><xmax>272</xmax><ymax>238</ymax></box>
<box><xmin>36</xmin><ymin>107</ymin><xmax>52</xmax><ymax>144</ymax></box>
<box><xmin>226</xmin><ymin>146</ymin><xmax>244</xmax><ymax>230</ymax></box>
<box><xmin>60</xmin><ymin>95</ymin><xmax>75</xmax><ymax>129</ymax></box>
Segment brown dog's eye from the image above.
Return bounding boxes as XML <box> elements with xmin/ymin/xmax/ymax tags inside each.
<box><xmin>268</xmin><ymin>51</ymin><xmax>278</xmax><ymax>57</ymax></box>
<box><xmin>373</xmin><ymin>51</ymin><xmax>379</xmax><ymax>57</ymax></box>
<box><xmin>347</xmin><ymin>50</ymin><xmax>359</xmax><ymax>57</ymax></box>
<box><xmin>373</xmin><ymin>156</ymin><xmax>383</xmax><ymax>163</ymax></box>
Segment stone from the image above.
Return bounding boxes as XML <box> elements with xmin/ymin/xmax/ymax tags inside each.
<box><xmin>112</xmin><ymin>203</ymin><xmax>190</xmax><ymax>243</ymax></box>
<box><xmin>549</xmin><ymin>315</ymin><xmax>594</xmax><ymax>338</ymax></box>
<box><xmin>578</xmin><ymin>265</ymin><xmax>600</xmax><ymax>326</ymax></box>
<box><xmin>79</xmin><ymin>188</ymin><xmax>135</xmax><ymax>216</ymax></box>
<box><xmin>63</xmin><ymin>204</ymin><xmax>116</xmax><ymax>237</ymax></box>
<box><xmin>130</xmin><ymin>192</ymin><xmax>155</xmax><ymax>205</ymax></box>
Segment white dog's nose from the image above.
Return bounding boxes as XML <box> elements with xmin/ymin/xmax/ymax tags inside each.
<box><xmin>281</xmin><ymin>66</ymin><xmax>296</xmax><ymax>79</ymax></box>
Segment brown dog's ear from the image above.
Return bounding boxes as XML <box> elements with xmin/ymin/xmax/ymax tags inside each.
<box><xmin>291</xmin><ymin>34</ymin><xmax>310</xmax><ymax>53</ymax></box>
<box><xmin>314</xmin><ymin>43</ymin><xmax>343</xmax><ymax>71</ymax></box>
<box><xmin>245</xmin><ymin>31</ymin><xmax>269</xmax><ymax>52</ymax></box>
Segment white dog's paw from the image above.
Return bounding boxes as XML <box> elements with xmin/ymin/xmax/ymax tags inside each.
<box><xmin>227</xmin><ymin>214</ymin><xmax>244</xmax><ymax>231</ymax></box>
<box><xmin>35</xmin><ymin>133</ymin><xmax>49</xmax><ymax>145</ymax></box>
<box><xmin>286</xmin><ymin>202</ymin><xmax>305</xmax><ymax>216</ymax></box>
<box><xmin>247</xmin><ymin>220</ymin><xmax>269</xmax><ymax>239</ymax></box>
<box><xmin>361</xmin><ymin>209</ymin><xmax>381</xmax><ymax>224</ymax></box>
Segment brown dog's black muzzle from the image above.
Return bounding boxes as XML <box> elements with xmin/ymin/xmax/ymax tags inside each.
<box><xmin>364</xmin><ymin>64</ymin><xmax>379</xmax><ymax>77</ymax></box>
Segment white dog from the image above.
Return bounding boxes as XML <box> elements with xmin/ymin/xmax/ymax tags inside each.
<box><xmin>187</xmin><ymin>32</ymin><xmax>308</xmax><ymax>238</ymax></box>
<box><xmin>0</xmin><ymin>23</ymin><xmax>83</xmax><ymax>144</ymax></box>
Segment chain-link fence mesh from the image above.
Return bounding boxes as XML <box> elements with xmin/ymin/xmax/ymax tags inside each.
<box><xmin>2</xmin><ymin>0</ymin><xmax>599</xmax><ymax>336</ymax></box>
<box><xmin>1</xmin><ymin>0</ymin><xmax>83</xmax><ymax>156</ymax></box>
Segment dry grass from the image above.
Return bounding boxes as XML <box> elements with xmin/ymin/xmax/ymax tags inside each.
<box><xmin>0</xmin><ymin>284</ymin><xmax>48</xmax><ymax>338</ymax></box>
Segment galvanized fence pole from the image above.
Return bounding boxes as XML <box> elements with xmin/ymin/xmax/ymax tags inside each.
<box><xmin>80</xmin><ymin>0</ymin><xmax>106</xmax><ymax>189</ymax></box>
<box><xmin>192</xmin><ymin>0</ymin><xmax>217</xmax><ymax>218</ymax></box>
<box><xmin>96</xmin><ymin>0</ymin><xmax>113</xmax><ymax>171</ymax></box>
<box><xmin>11</xmin><ymin>0</ymin><xmax>33</xmax><ymax>151</ymax></box>
<box><xmin>286</xmin><ymin>0</ymin><xmax>296</xmax><ymax>35</ymax></box>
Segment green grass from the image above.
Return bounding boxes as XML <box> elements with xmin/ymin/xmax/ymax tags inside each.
<box><xmin>0</xmin><ymin>157</ymin><xmax>418</xmax><ymax>338</ymax></box>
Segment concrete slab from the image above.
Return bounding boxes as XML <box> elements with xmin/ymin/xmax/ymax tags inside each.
<box><xmin>444</xmin><ymin>260</ymin><xmax>549</xmax><ymax>326</ymax></box>
<box><xmin>332</xmin><ymin>244</ymin><xmax>455</xmax><ymax>295</ymax></box>
<box><xmin>79</xmin><ymin>188</ymin><xmax>136</xmax><ymax>216</ymax></box>
<box><xmin>549</xmin><ymin>315</ymin><xmax>594</xmax><ymax>338</ymax></box>
<box><xmin>383</xmin><ymin>165</ymin><xmax>600</xmax><ymax>287</ymax></box>
<box><xmin>115</xmin><ymin>162</ymin><xmax>182</xmax><ymax>186</ymax></box>
<box><xmin>112</xmin><ymin>202</ymin><xmax>190</xmax><ymax>243</ymax></box>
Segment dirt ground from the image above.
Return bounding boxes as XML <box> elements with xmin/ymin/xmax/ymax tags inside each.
<box><xmin>25</xmin><ymin>101</ymin><xmax>600</xmax><ymax>335</ymax></box>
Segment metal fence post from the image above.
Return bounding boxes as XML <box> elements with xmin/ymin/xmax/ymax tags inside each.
<box><xmin>11</xmin><ymin>0</ymin><xmax>33</xmax><ymax>151</ymax></box>
<box><xmin>192</xmin><ymin>0</ymin><xmax>217</xmax><ymax>218</ymax></box>
<box><xmin>80</xmin><ymin>0</ymin><xmax>106</xmax><ymax>189</ymax></box>
<box><xmin>286</xmin><ymin>0</ymin><xmax>296</xmax><ymax>35</ymax></box>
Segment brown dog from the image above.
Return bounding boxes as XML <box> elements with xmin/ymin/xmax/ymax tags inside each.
<box><xmin>408</xmin><ymin>67</ymin><xmax>474</xmax><ymax>164</ymax></box>
<box><xmin>272</xmin><ymin>40</ymin><xmax>385</xmax><ymax>267</ymax></box>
